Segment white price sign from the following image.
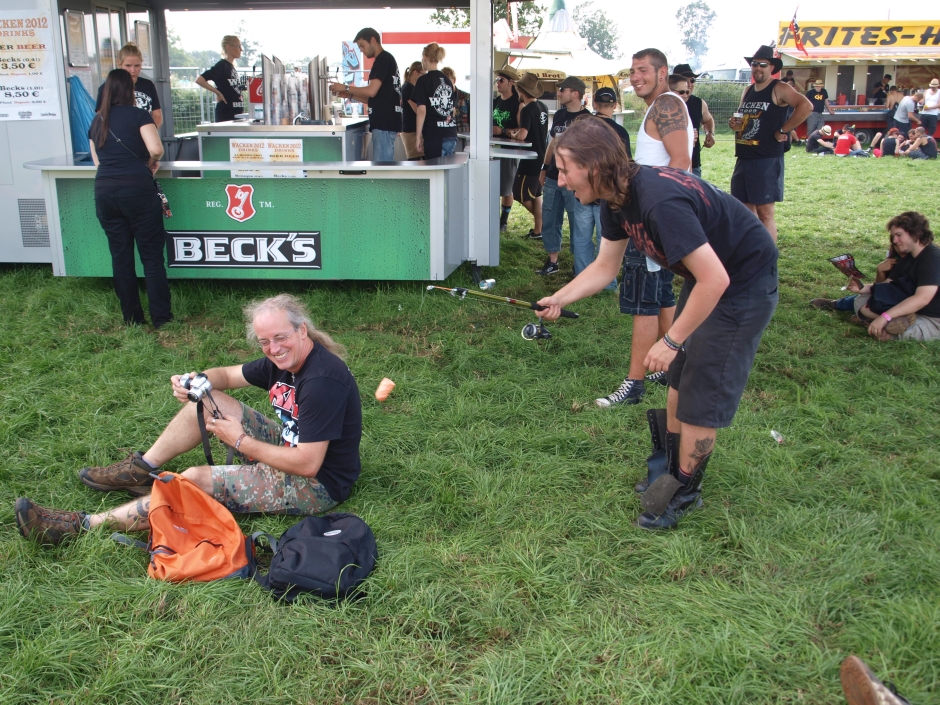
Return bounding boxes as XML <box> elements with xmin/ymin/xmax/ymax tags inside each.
<box><xmin>0</xmin><ymin>9</ymin><xmax>61</xmax><ymax>121</ymax></box>
<box><xmin>229</xmin><ymin>138</ymin><xmax>305</xmax><ymax>178</ymax></box>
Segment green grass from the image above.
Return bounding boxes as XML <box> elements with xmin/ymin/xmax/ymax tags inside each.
<box><xmin>1</xmin><ymin>141</ymin><xmax>939</xmax><ymax>704</ymax></box>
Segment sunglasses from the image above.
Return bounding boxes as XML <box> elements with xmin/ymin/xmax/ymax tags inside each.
<box><xmin>675</xmin><ymin>90</ymin><xmax>690</xmax><ymax>95</ymax></box>
<box><xmin>751</xmin><ymin>61</ymin><xmax>771</xmax><ymax>68</ymax></box>
<box><xmin>496</xmin><ymin>76</ymin><xmax>509</xmax><ymax>83</ymax></box>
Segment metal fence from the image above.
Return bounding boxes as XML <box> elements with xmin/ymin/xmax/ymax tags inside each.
<box><xmin>622</xmin><ymin>80</ymin><xmax>750</xmax><ymax>137</ymax></box>
<box><xmin>169</xmin><ymin>67</ymin><xmax>252</xmax><ymax>135</ymax></box>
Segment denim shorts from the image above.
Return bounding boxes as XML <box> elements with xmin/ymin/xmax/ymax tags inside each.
<box><xmin>619</xmin><ymin>240</ymin><xmax>676</xmax><ymax>316</ymax></box>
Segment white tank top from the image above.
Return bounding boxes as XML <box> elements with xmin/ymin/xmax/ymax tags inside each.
<box><xmin>635</xmin><ymin>91</ymin><xmax>695</xmax><ymax>167</ymax></box>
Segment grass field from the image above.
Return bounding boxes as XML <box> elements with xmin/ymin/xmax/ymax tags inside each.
<box><xmin>1</xmin><ymin>141</ymin><xmax>939</xmax><ymax>705</ymax></box>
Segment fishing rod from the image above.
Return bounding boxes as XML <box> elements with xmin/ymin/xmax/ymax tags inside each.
<box><xmin>426</xmin><ymin>286</ymin><xmax>579</xmax><ymax>319</ymax></box>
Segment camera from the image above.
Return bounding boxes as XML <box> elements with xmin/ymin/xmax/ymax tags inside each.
<box><xmin>180</xmin><ymin>372</ymin><xmax>212</xmax><ymax>403</ymax></box>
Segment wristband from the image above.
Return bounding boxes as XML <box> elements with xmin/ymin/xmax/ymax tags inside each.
<box><xmin>881</xmin><ymin>312</ymin><xmax>892</xmax><ymax>322</ymax></box>
<box><xmin>663</xmin><ymin>333</ymin><xmax>685</xmax><ymax>352</ymax></box>
<box><xmin>234</xmin><ymin>433</ymin><xmax>248</xmax><ymax>451</ymax></box>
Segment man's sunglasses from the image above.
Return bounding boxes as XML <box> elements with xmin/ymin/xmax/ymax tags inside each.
<box><xmin>496</xmin><ymin>76</ymin><xmax>509</xmax><ymax>83</ymax></box>
<box><xmin>751</xmin><ymin>61</ymin><xmax>771</xmax><ymax>68</ymax></box>
<box><xmin>675</xmin><ymin>90</ymin><xmax>691</xmax><ymax>95</ymax></box>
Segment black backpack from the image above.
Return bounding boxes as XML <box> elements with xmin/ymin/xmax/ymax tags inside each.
<box><xmin>253</xmin><ymin>513</ymin><xmax>377</xmax><ymax>602</ymax></box>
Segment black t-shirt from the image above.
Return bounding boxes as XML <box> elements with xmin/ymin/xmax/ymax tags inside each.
<box><xmin>805</xmin><ymin>130</ymin><xmax>832</xmax><ymax>151</ymax></box>
<box><xmin>736</xmin><ymin>80</ymin><xmax>789</xmax><ymax>159</ymax></box>
<box><xmin>412</xmin><ymin>70</ymin><xmax>457</xmax><ymax>139</ymax></box>
<box><xmin>401</xmin><ymin>81</ymin><xmax>417</xmax><ymax>133</ymax></box>
<box><xmin>601</xmin><ymin>166</ymin><xmax>778</xmax><ymax>295</ymax></box>
<box><xmin>545</xmin><ymin>107</ymin><xmax>590</xmax><ymax>180</ymax></box>
<box><xmin>492</xmin><ymin>90</ymin><xmax>519</xmax><ymax>132</ymax></box>
<box><xmin>95</xmin><ymin>76</ymin><xmax>161</xmax><ymax>115</ymax></box>
<box><xmin>88</xmin><ymin>105</ymin><xmax>154</xmax><ymax>189</ymax></box>
<box><xmin>241</xmin><ymin>344</ymin><xmax>363</xmax><ymax>503</ymax></box>
<box><xmin>200</xmin><ymin>59</ymin><xmax>245</xmax><ymax>121</ymax></box>
<box><xmin>366</xmin><ymin>50</ymin><xmax>402</xmax><ymax>132</ymax></box>
<box><xmin>881</xmin><ymin>137</ymin><xmax>897</xmax><ymax>155</ymax></box>
<box><xmin>871</xmin><ymin>85</ymin><xmax>887</xmax><ymax>105</ymax></box>
<box><xmin>910</xmin><ymin>243</ymin><xmax>940</xmax><ymax>317</ymax></box>
<box><xmin>516</xmin><ymin>100</ymin><xmax>549</xmax><ymax>175</ymax></box>
<box><xmin>805</xmin><ymin>87</ymin><xmax>829</xmax><ymax>113</ymax></box>
<box><xmin>597</xmin><ymin>114</ymin><xmax>632</xmax><ymax>159</ymax></box>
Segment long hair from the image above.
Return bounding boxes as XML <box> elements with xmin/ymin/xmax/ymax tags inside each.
<box><xmin>244</xmin><ymin>294</ymin><xmax>348</xmax><ymax>359</ymax></box>
<box><xmin>405</xmin><ymin>60</ymin><xmax>422</xmax><ymax>83</ymax></box>
<box><xmin>888</xmin><ymin>211</ymin><xmax>934</xmax><ymax>246</ymax></box>
<box><xmin>422</xmin><ymin>42</ymin><xmax>445</xmax><ymax>64</ymax></box>
<box><xmin>117</xmin><ymin>42</ymin><xmax>142</xmax><ymax>65</ymax></box>
<box><xmin>553</xmin><ymin>115</ymin><xmax>638</xmax><ymax>211</ymax></box>
<box><xmin>92</xmin><ymin>69</ymin><xmax>135</xmax><ymax>150</ymax></box>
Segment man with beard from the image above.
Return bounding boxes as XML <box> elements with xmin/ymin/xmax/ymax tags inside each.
<box><xmin>729</xmin><ymin>45</ymin><xmax>812</xmax><ymax>242</ymax></box>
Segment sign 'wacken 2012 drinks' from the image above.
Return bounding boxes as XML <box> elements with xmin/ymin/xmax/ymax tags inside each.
<box><xmin>0</xmin><ymin>9</ymin><xmax>62</xmax><ymax>121</ymax></box>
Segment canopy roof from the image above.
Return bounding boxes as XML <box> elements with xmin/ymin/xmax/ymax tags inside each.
<box><xmin>157</xmin><ymin>0</ymin><xmax>465</xmax><ymax>9</ymax></box>
<box><xmin>780</xmin><ymin>46</ymin><xmax>940</xmax><ymax>62</ymax></box>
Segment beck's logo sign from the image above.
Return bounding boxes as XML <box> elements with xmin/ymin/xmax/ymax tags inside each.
<box><xmin>225</xmin><ymin>184</ymin><xmax>256</xmax><ymax>222</ymax></box>
<box><xmin>166</xmin><ymin>231</ymin><xmax>321</xmax><ymax>269</ymax></box>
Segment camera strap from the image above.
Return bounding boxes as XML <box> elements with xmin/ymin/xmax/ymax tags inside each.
<box><xmin>195</xmin><ymin>391</ymin><xmax>236</xmax><ymax>468</ymax></box>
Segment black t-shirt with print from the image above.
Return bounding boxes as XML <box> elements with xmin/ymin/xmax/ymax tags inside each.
<box><xmin>601</xmin><ymin>166</ymin><xmax>778</xmax><ymax>295</ymax></box>
<box><xmin>412</xmin><ymin>70</ymin><xmax>457</xmax><ymax>139</ymax></box>
<box><xmin>401</xmin><ymin>80</ymin><xmax>417</xmax><ymax>133</ymax></box>
<box><xmin>242</xmin><ymin>344</ymin><xmax>363</xmax><ymax>503</ymax></box>
<box><xmin>910</xmin><ymin>243</ymin><xmax>940</xmax><ymax>317</ymax></box>
<box><xmin>492</xmin><ymin>90</ymin><xmax>519</xmax><ymax>132</ymax></box>
<box><xmin>200</xmin><ymin>59</ymin><xmax>245</xmax><ymax>121</ymax></box>
<box><xmin>545</xmin><ymin>107</ymin><xmax>590</xmax><ymax>180</ymax></box>
<box><xmin>597</xmin><ymin>114</ymin><xmax>632</xmax><ymax>159</ymax></box>
<box><xmin>95</xmin><ymin>76</ymin><xmax>161</xmax><ymax>115</ymax></box>
<box><xmin>805</xmin><ymin>87</ymin><xmax>829</xmax><ymax>113</ymax></box>
<box><xmin>366</xmin><ymin>49</ymin><xmax>402</xmax><ymax>132</ymax></box>
<box><xmin>516</xmin><ymin>100</ymin><xmax>549</xmax><ymax>176</ymax></box>
<box><xmin>88</xmin><ymin>105</ymin><xmax>155</xmax><ymax>189</ymax></box>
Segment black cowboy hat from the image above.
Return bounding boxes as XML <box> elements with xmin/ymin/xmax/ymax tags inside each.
<box><xmin>672</xmin><ymin>63</ymin><xmax>701</xmax><ymax>79</ymax></box>
<box><xmin>744</xmin><ymin>45</ymin><xmax>783</xmax><ymax>74</ymax></box>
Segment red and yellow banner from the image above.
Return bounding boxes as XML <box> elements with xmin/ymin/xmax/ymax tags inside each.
<box><xmin>778</xmin><ymin>21</ymin><xmax>940</xmax><ymax>49</ymax></box>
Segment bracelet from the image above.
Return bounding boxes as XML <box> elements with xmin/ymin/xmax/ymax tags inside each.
<box><xmin>234</xmin><ymin>433</ymin><xmax>248</xmax><ymax>451</ymax></box>
<box><xmin>881</xmin><ymin>312</ymin><xmax>892</xmax><ymax>322</ymax></box>
<box><xmin>663</xmin><ymin>333</ymin><xmax>685</xmax><ymax>352</ymax></box>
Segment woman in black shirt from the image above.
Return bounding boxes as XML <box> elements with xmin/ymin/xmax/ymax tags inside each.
<box><xmin>413</xmin><ymin>43</ymin><xmax>457</xmax><ymax>160</ymax></box>
<box><xmin>89</xmin><ymin>69</ymin><xmax>172</xmax><ymax>328</ymax></box>
<box><xmin>401</xmin><ymin>61</ymin><xmax>425</xmax><ymax>160</ymax></box>
<box><xmin>95</xmin><ymin>43</ymin><xmax>162</xmax><ymax>128</ymax></box>
<box><xmin>195</xmin><ymin>35</ymin><xmax>245</xmax><ymax>122</ymax></box>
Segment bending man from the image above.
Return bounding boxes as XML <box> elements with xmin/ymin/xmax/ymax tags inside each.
<box><xmin>535</xmin><ymin>118</ymin><xmax>779</xmax><ymax>530</ymax></box>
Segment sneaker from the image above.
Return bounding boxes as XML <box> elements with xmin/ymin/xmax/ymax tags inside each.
<box><xmin>645</xmin><ymin>370</ymin><xmax>669</xmax><ymax>387</ymax></box>
<box><xmin>79</xmin><ymin>451</ymin><xmax>155</xmax><ymax>496</ymax></box>
<box><xmin>527</xmin><ymin>229</ymin><xmax>543</xmax><ymax>240</ymax></box>
<box><xmin>15</xmin><ymin>497</ymin><xmax>85</xmax><ymax>546</ymax></box>
<box><xmin>810</xmin><ymin>298</ymin><xmax>838</xmax><ymax>310</ymax></box>
<box><xmin>595</xmin><ymin>378</ymin><xmax>645</xmax><ymax>407</ymax></box>
<box><xmin>885</xmin><ymin>314</ymin><xmax>916</xmax><ymax>336</ymax></box>
<box><xmin>841</xmin><ymin>655</ymin><xmax>912</xmax><ymax>705</ymax></box>
<box><xmin>536</xmin><ymin>258</ymin><xmax>560</xmax><ymax>276</ymax></box>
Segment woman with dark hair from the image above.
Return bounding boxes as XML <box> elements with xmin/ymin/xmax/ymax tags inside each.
<box><xmin>89</xmin><ymin>68</ymin><xmax>172</xmax><ymax>328</ymax></box>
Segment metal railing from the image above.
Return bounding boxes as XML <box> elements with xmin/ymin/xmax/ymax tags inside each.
<box><xmin>169</xmin><ymin>67</ymin><xmax>253</xmax><ymax>136</ymax></box>
<box><xmin>622</xmin><ymin>80</ymin><xmax>750</xmax><ymax>137</ymax></box>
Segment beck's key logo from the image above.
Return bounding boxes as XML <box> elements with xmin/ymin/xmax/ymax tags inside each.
<box><xmin>225</xmin><ymin>184</ymin><xmax>256</xmax><ymax>222</ymax></box>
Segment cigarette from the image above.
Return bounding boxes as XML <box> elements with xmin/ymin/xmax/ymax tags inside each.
<box><xmin>375</xmin><ymin>378</ymin><xmax>395</xmax><ymax>401</ymax></box>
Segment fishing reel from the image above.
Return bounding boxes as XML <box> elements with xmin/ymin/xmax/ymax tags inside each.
<box><xmin>521</xmin><ymin>318</ymin><xmax>552</xmax><ymax>341</ymax></box>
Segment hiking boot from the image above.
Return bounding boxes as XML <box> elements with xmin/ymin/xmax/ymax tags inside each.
<box><xmin>536</xmin><ymin>258</ymin><xmax>560</xmax><ymax>276</ymax></box>
<box><xmin>635</xmin><ymin>486</ymin><xmax>704</xmax><ymax>530</ymax></box>
<box><xmin>885</xmin><ymin>314</ymin><xmax>916</xmax><ymax>336</ymax></box>
<box><xmin>15</xmin><ymin>497</ymin><xmax>86</xmax><ymax>546</ymax></box>
<box><xmin>841</xmin><ymin>655</ymin><xmax>912</xmax><ymax>705</ymax></box>
<box><xmin>645</xmin><ymin>370</ymin><xmax>669</xmax><ymax>387</ymax></box>
<box><xmin>79</xmin><ymin>451</ymin><xmax>155</xmax><ymax>496</ymax></box>
<box><xmin>810</xmin><ymin>298</ymin><xmax>838</xmax><ymax>310</ymax></box>
<box><xmin>595</xmin><ymin>378</ymin><xmax>645</xmax><ymax>407</ymax></box>
<box><xmin>527</xmin><ymin>229</ymin><xmax>543</xmax><ymax>240</ymax></box>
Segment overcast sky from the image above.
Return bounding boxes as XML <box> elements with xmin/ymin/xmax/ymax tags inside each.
<box><xmin>167</xmin><ymin>0</ymin><xmax>929</xmax><ymax>70</ymax></box>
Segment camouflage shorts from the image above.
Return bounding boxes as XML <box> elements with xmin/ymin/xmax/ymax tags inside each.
<box><xmin>209</xmin><ymin>402</ymin><xmax>339</xmax><ymax>515</ymax></box>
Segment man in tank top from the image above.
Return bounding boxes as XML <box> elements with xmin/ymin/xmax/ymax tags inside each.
<box><xmin>729</xmin><ymin>45</ymin><xmax>812</xmax><ymax>243</ymax></box>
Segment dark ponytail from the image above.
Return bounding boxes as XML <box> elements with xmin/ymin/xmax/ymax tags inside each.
<box><xmin>92</xmin><ymin>69</ymin><xmax>135</xmax><ymax>150</ymax></box>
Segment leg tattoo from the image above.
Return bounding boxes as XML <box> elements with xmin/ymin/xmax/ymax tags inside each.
<box><xmin>689</xmin><ymin>438</ymin><xmax>714</xmax><ymax>472</ymax></box>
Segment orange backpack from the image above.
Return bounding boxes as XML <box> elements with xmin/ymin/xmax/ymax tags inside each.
<box><xmin>115</xmin><ymin>472</ymin><xmax>255</xmax><ymax>582</ymax></box>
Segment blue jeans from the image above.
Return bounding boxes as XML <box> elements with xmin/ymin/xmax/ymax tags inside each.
<box><xmin>921</xmin><ymin>113</ymin><xmax>937</xmax><ymax>138</ymax></box>
<box><xmin>590</xmin><ymin>202</ymin><xmax>617</xmax><ymax>290</ymax></box>
<box><xmin>371</xmin><ymin>129</ymin><xmax>398</xmax><ymax>162</ymax></box>
<box><xmin>423</xmin><ymin>136</ymin><xmax>456</xmax><ymax>159</ymax></box>
<box><xmin>835</xmin><ymin>295</ymin><xmax>856</xmax><ymax>311</ymax></box>
<box><xmin>542</xmin><ymin>177</ymin><xmax>597</xmax><ymax>276</ymax></box>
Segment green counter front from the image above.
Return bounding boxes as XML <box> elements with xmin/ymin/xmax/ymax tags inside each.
<box><xmin>27</xmin><ymin>154</ymin><xmax>471</xmax><ymax>282</ymax></box>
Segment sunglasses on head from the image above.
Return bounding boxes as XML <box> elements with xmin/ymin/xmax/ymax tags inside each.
<box><xmin>751</xmin><ymin>61</ymin><xmax>770</xmax><ymax>68</ymax></box>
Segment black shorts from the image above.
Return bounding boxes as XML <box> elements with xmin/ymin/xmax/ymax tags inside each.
<box><xmin>513</xmin><ymin>170</ymin><xmax>542</xmax><ymax>202</ymax></box>
<box><xmin>499</xmin><ymin>158</ymin><xmax>519</xmax><ymax>197</ymax></box>
<box><xmin>730</xmin><ymin>156</ymin><xmax>784</xmax><ymax>205</ymax></box>
<box><xmin>667</xmin><ymin>266</ymin><xmax>778</xmax><ymax>428</ymax></box>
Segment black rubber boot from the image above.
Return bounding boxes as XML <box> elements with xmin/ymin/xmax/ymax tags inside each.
<box><xmin>640</xmin><ymin>431</ymin><xmax>683</xmax><ymax>513</ymax></box>
<box><xmin>635</xmin><ymin>409</ymin><xmax>669</xmax><ymax>494</ymax></box>
<box><xmin>636</xmin><ymin>454</ymin><xmax>710</xmax><ymax>530</ymax></box>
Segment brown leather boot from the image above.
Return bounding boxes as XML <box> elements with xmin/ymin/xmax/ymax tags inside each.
<box><xmin>15</xmin><ymin>498</ymin><xmax>85</xmax><ymax>546</ymax></box>
<box><xmin>79</xmin><ymin>451</ymin><xmax>155</xmax><ymax>496</ymax></box>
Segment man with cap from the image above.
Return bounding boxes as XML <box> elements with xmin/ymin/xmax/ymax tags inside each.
<box><xmin>537</xmin><ymin>75</ymin><xmax>596</xmax><ymax>277</ymax></box>
<box><xmin>493</xmin><ymin>66</ymin><xmax>521</xmax><ymax>232</ymax></box>
<box><xmin>921</xmin><ymin>78</ymin><xmax>940</xmax><ymax>138</ymax></box>
<box><xmin>508</xmin><ymin>72</ymin><xmax>549</xmax><ymax>240</ymax></box>
<box><xmin>871</xmin><ymin>75</ymin><xmax>891</xmax><ymax>106</ymax></box>
<box><xmin>673</xmin><ymin>64</ymin><xmax>716</xmax><ymax>178</ymax></box>
<box><xmin>729</xmin><ymin>45</ymin><xmax>812</xmax><ymax>242</ymax></box>
<box><xmin>592</xmin><ymin>87</ymin><xmax>631</xmax><ymax>156</ymax></box>
<box><xmin>805</xmin><ymin>78</ymin><xmax>834</xmax><ymax>136</ymax></box>
<box><xmin>805</xmin><ymin>125</ymin><xmax>835</xmax><ymax>155</ymax></box>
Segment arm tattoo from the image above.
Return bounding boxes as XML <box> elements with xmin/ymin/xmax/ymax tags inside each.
<box><xmin>650</xmin><ymin>95</ymin><xmax>688</xmax><ymax>138</ymax></box>
<box><xmin>689</xmin><ymin>437</ymin><xmax>714</xmax><ymax>471</ymax></box>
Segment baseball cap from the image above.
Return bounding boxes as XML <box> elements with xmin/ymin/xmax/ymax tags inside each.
<box><xmin>594</xmin><ymin>87</ymin><xmax>618</xmax><ymax>103</ymax></box>
<box><xmin>557</xmin><ymin>76</ymin><xmax>586</xmax><ymax>93</ymax></box>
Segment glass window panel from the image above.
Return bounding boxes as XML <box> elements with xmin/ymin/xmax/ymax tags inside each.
<box><xmin>96</xmin><ymin>8</ymin><xmax>113</xmax><ymax>75</ymax></box>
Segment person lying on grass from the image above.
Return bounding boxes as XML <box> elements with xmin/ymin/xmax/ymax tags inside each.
<box><xmin>846</xmin><ymin>211</ymin><xmax>940</xmax><ymax>342</ymax></box>
<box><xmin>534</xmin><ymin>117</ymin><xmax>778</xmax><ymax>530</ymax></box>
<box><xmin>16</xmin><ymin>294</ymin><xmax>363</xmax><ymax>546</ymax></box>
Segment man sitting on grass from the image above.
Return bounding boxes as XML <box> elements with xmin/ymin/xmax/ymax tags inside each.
<box><xmin>847</xmin><ymin>211</ymin><xmax>940</xmax><ymax>342</ymax></box>
<box><xmin>805</xmin><ymin>125</ymin><xmax>835</xmax><ymax>155</ymax></box>
<box><xmin>16</xmin><ymin>294</ymin><xmax>363</xmax><ymax>546</ymax></box>
<box><xmin>900</xmin><ymin>127</ymin><xmax>938</xmax><ymax>160</ymax></box>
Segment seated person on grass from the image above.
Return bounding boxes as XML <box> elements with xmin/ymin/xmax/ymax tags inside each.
<box><xmin>869</xmin><ymin>128</ymin><xmax>901</xmax><ymax>157</ymax></box>
<box><xmin>16</xmin><ymin>294</ymin><xmax>363</xmax><ymax>546</ymax></box>
<box><xmin>900</xmin><ymin>127</ymin><xmax>938</xmax><ymax>160</ymax></box>
<box><xmin>811</xmin><ymin>247</ymin><xmax>912</xmax><ymax>313</ymax></box>
<box><xmin>806</xmin><ymin>125</ymin><xmax>835</xmax><ymax>154</ymax></box>
<box><xmin>833</xmin><ymin>125</ymin><xmax>869</xmax><ymax>157</ymax></box>
<box><xmin>848</xmin><ymin>211</ymin><xmax>940</xmax><ymax>342</ymax></box>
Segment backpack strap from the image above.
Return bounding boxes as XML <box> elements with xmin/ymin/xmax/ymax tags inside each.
<box><xmin>110</xmin><ymin>532</ymin><xmax>148</xmax><ymax>551</ymax></box>
<box><xmin>251</xmin><ymin>531</ymin><xmax>279</xmax><ymax>554</ymax></box>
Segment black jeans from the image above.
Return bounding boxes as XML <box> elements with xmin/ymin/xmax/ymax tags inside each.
<box><xmin>94</xmin><ymin>183</ymin><xmax>173</xmax><ymax>326</ymax></box>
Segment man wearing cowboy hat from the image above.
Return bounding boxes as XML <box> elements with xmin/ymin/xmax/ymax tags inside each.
<box><xmin>921</xmin><ymin>78</ymin><xmax>940</xmax><ymax>138</ymax></box>
<box><xmin>729</xmin><ymin>45</ymin><xmax>812</xmax><ymax>242</ymax></box>
<box><xmin>509</xmin><ymin>72</ymin><xmax>550</xmax><ymax>239</ymax></box>
<box><xmin>805</xmin><ymin>78</ymin><xmax>834</xmax><ymax>136</ymax></box>
<box><xmin>493</xmin><ymin>65</ymin><xmax>521</xmax><ymax>232</ymax></box>
<box><xmin>673</xmin><ymin>64</ymin><xmax>716</xmax><ymax>178</ymax></box>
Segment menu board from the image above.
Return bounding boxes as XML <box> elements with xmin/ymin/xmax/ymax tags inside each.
<box><xmin>230</xmin><ymin>138</ymin><xmax>305</xmax><ymax>178</ymax></box>
<box><xmin>0</xmin><ymin>8</ymin><xmax>62</xmax><ymax>121</ymax></box>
